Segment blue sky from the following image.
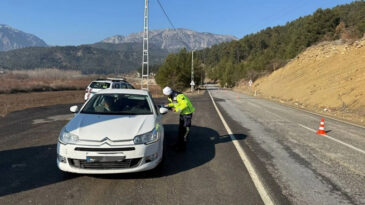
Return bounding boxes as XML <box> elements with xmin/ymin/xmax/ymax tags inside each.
<box><xmin>0</xmin><ymin>0</ymin><xmax>354</xmax><ymax>46</ymax></box>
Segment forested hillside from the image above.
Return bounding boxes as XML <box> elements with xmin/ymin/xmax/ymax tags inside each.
<box><xmin>0</xmin><ymin>43</ymin><xmax>168</xmax><ymax>74</ymax></box>
<box><xmin>157</xmin><ymin>1</ymin><xmax>365</xmax><ymax>88</ymax></box>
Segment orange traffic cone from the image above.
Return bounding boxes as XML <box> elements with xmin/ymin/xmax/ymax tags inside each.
<box><xmin>317</xmin><ymin>118</ymin><xmax>326</xmax><ymax>135</ymax></box>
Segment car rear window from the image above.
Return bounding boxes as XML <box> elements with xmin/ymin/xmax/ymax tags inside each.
<box><xmin>112</xmin><ymin>83</ymin><xmax>128</xmax><ymax>89</ymax></box>
<box><xmin>127</xmin><ymin>84</ymin><xmax>135</xmax><ymax>89</ymax></box>
<box><xmin>81</xmin><ymin>94</ymin><xmax>153</xmax><ymax>115</ymax></box>
<box><xmin>90</xmin><ymin>82</ymin><xmax>111</xmax><ymax>89</ymax></box>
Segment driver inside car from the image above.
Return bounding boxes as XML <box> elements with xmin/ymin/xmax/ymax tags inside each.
<box><xmin>95</xmin><ymin>96</ymin><xmax>115</xmax><ymax>113</ymax></box>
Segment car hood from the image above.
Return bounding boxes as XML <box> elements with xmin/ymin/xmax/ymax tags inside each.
<box><xmin>65</xmin><ymin>113</ymin><xmax>155</xmax><ymax>141</ymax></box>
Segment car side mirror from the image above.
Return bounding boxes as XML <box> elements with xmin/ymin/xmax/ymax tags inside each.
<box><xmin>70</xmin><ymin>105</ymin><xmax>79</xmax><ymax>113</ymax></box>
<box><xmin>159</xmin><ymin>107</ymin><xmax>169</xmax><ymax>115</ymax></box>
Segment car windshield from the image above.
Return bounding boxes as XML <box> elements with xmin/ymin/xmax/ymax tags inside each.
<box><xmin>81</xmin><ymin>94</ymin><xmax>153</xmax><ymax>115</ymax></box>
<box><xmin>90</xmin><ymin>82</ymin><xmax>111</xmax><ymax>89</ymax></box>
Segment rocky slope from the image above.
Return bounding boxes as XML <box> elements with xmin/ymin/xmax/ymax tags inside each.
<box><xmin>242</xmin><ymin>38</ymin><xmax>365</xmax><ymax>125</ymax></box>
<box><xmin>0</xmin><ymin>24</ymin><xmax>47</xmax><ymax>51</ymax></box>
<box><xmin>102</xmin><ymin>28</ymin><xmax>238</xmax><ymax>51</ymax></box>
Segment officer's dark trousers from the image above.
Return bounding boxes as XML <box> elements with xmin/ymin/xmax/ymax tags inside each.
<box><xmin>178</xmin><ymin>114</ymin><xmax>193</xmax><ymax>148</ymax></box>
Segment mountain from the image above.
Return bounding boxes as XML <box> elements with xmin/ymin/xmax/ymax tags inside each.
<box><xmin>0</xmin><ymin>44</ymin><xmax>169</xmax><ymax>74</ymax></box>
<box><xmin>0</xmin><ymin>24</ymin><xmax>47</xmax><ymax>51</ymax></box>
<box><xmin>102</xmin><ymin>28</ymin><xmax>238</xmax><ymax>52</ymax></box>
<box><xmin>0</xmin><ymin>28</ymin><xmax>235</xmax><ymax>74</ymax></box>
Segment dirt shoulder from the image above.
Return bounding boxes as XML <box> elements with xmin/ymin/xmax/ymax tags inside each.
<box><xmin>0</xmin><ymin>91</ymin><xmax>85</xmax><ymax>117</ymax></box>
<box><xmin>235</xmin><ymin>39</ymin><xmax>365</xmax><ymax>126</ymax></box>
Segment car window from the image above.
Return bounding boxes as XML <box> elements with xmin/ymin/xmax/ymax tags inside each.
<box><xmin>111</xmin><ymin>83</ymin><xmax>128</xmax><ymax>89</ymax></box>
<box><xmin>112</xmin><ymin>83</ymin><xmax>120</xmax><ymax>89</ymax></box>
<box><xmin>81</xmin><ymin>94</ymin><xmax>153</xmax><ymax>115</ymax></box>
<box><xmin>127</xmin><ymin>84</ymin><xmax>135</xmax><ymax>89</ymax></box>
<box><xmin>120</xmin><ymin>83</ymin><xmax>128</xmax><ymax>89</ymax></box>
<box><xmin>90</xmin><ymin>82</ymin><xmax>111</xmax><ymax>89</ymax></box>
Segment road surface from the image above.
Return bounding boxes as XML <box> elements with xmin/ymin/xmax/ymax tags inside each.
<box><xmin>0</xmin><ymin>87</ymin><xmax>364</xmax><ymax>204</ymax></box>
<box><xmin>210</xmin><ymin>88</ymin><xmax>365</xmax><ymax>205</ymax></box>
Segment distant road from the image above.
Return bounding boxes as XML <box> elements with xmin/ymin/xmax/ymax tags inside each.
<box><xmin>0</xmin><ymin>86</ymin><xmax>364</xmax><ymax>204</ymax></box>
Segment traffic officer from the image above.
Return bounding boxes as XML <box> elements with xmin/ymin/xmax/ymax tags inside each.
<box><xmin>163</xmin><ymin>86</ymin><xmax>195</xmax><ymax>151</ymax></box>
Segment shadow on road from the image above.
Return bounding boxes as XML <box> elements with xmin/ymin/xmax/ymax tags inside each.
<box><xmin>97</xmin><ymin>124</ymin><xmax>246</xmax><ymax>179</ymax></box>
<box><xmin>162</xmin><ymin>124</ymin><xmax>246</xmax><ymax>175</ymax></box>
<box><xmin>0</xmin><ymin>144</ymin><xmax>77</xmax><ymax>197</ymax></box>
<box><xmin>0</xmin><ymin>124</ymin><xmax>246</xmax><ymax>196</ymax></box>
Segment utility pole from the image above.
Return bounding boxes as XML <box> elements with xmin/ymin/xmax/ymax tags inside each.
<box><xmin>190</xmin><ymin>50</ymin><xmax>195</xmax><ymax>92</ymax></box>
<box><xmin>141</xmin><ymin>0</ymin><xmax>149</xmax><ymax>90</ymax></box>
<box><xmin>201</xmin><ymin>68</ymin><xmax>203</xmax><ymax>86</ymax></box>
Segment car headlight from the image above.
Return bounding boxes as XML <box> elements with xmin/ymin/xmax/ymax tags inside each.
<box><xmin>59</xmin><ymin>128</ymin><xmax>79</xmax><ymax>144</ymax></box>
<box><xmin>133</xmin><ymin>129</ymin><xmax>159</xmax><ymax>145</ymax></box>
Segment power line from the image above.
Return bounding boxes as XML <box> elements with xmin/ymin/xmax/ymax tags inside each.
<box><xmin>155</xmin><ymin>0</ymin><xmax>193</xmax><ymax>50</ymax></box>
<box><xmin>156</xmin><ymin>0</ymin><xmax>176</xmax><ymax>30</ymax></box>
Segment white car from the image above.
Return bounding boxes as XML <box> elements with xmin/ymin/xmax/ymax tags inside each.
<box><xmin>57</xmin><ymin>89</ymin><xmax>168</xmax><ymax>174</ymax></box>
<box><xmin>84</xmin><ymin>78</ymin><xmax>135</xmax><ymax>101</ymax></box>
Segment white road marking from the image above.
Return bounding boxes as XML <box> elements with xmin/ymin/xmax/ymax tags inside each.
<box><xmin>298</xmin><ymin>124</ymin><xmax>365</xmax><ymax>155</ymax></box>
<box><xmin>208</xmin><ymin>90</ymin><xmax>274</xmax><ymax>205</ymax></box>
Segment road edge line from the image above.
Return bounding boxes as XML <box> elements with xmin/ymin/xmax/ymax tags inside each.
<box><xmin>208</xmin><ymin>90</ymin><xmax>274</xmax><ymax>205</ymax></box>
<box><xmin>298</xmin><ymin>124</ymin><xmax>365</xmax><ymax>155</ymax></box>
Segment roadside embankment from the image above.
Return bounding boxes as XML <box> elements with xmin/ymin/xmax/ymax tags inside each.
<box><xmin>235</xmin><ymin>38</ymin><xmax>365</xmax><ymax>126</ymax></box>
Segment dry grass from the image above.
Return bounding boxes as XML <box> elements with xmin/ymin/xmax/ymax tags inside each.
<box><xmin>0</xmin><ymin>81</ymin><xmax>163</xmax><ymax>117</ymax></box>
<box><xmin>0</xmin><ymin>90</ymin><xmax>85</xmax><ymax>116</ymax></box>
<box><xmin>0</xmin><ymin>70</ymin><xmax>204</xmax><ymax>117</ymax></box>
<box><xmin>131</xmin><ymin>78</ymin><xmax>163</xmax><ymax>97</ymax></box>
<box><xmin>0</xmin><ymin>69</ymin><xmax>95</xmax><ymax>94</ymax></box>
<box><xmin>133</xmin><ymin>84</ymin><xmax>163</xmax><ymax>97</ymax></box>
<box><xmin>10</xmin><ymin>69</ymin><xmax>83</xmax><ymax>79</ymax></box>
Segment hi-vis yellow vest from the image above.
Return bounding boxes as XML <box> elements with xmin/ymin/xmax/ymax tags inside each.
<box><xmin>168</xmin><ymin>93</ymin><xmax>195</xmax><ymax>115</ymax></box>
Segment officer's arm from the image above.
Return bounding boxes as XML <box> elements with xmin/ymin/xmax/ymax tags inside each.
<box><xmin>167</xmin><ymin>98</ymin><xmax>174</xmax><ymax>108</ymax></box>
<box><xmin>175</xmin><ymin>95</ymin><xmax>188</xmax><ymax>112</ymax></box>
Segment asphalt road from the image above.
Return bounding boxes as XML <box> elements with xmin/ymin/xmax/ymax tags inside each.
<box><xmin>0</xmin><ymin>90</ymin><xmax>276</xmax><ymax>205</ymax></box>
<box><xmin>210</xmin><ymin>88</ymin><xmax>365</xmax><ymax>205</ymax></box>
<box><xmin>0</xmin><ymin>87</ymin><xmax>364</xmax><ymax>204</ymax></box>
